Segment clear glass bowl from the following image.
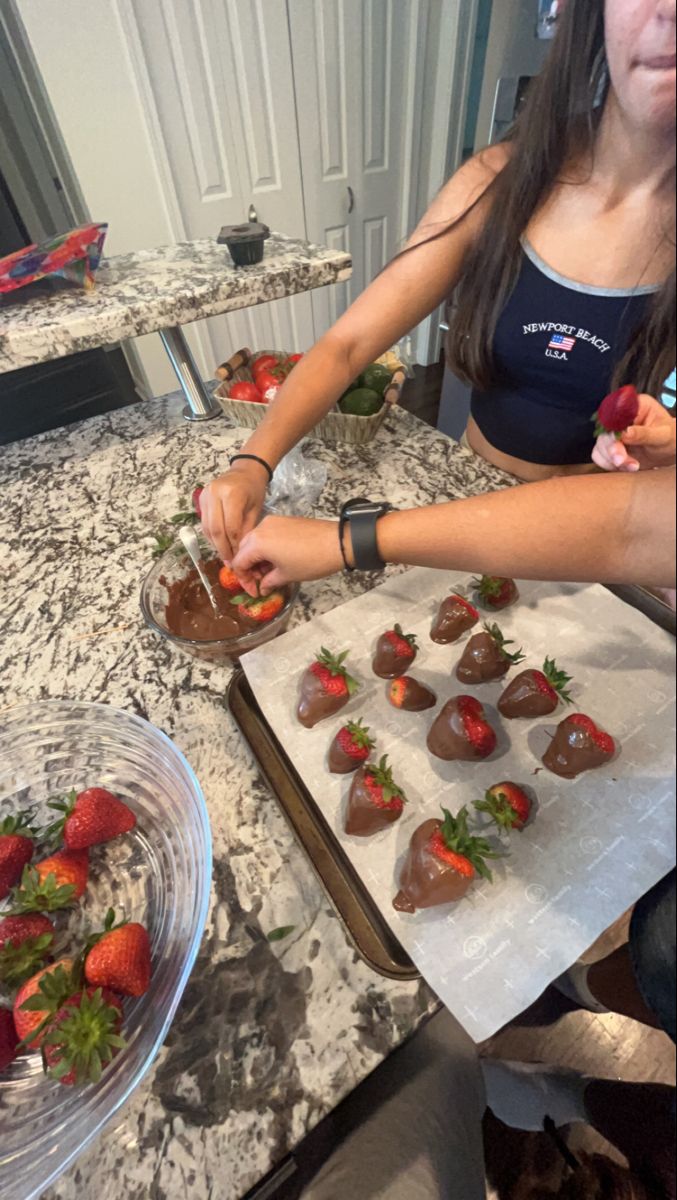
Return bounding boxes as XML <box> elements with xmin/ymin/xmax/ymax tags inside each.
<box><xmin>140</xmin><ymin>536</ymin><xmax>298</xmax><ymax>663</ymax></box>
<box><xmin>0</xmin><ymin>701</ymin><xmax>212</xmax><ymax>1200</ymax></box>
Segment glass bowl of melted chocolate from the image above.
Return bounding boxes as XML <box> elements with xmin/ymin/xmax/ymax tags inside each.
<box><xmin>140</xmin><ymin>536</ymin><xmax>298</xmax><ymax>662</ymax></box>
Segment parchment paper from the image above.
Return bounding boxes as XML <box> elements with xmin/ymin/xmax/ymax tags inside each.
<box><xmin>242</xmin><ymin>572</ymin><xmax>676</xmax><ymax>1042</ymax></box>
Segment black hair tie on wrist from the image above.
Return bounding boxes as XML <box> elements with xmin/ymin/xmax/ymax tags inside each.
<box><xmin>229</xmin><ymin>453</ymin><xmax>274</xmax><ymax>484</ymax></box>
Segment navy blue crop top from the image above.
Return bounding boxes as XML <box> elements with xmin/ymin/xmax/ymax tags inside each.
<box><xmin>470</xmin><ymin>241</ymin><xmax>658</xmax><ymax>465</ymax></box>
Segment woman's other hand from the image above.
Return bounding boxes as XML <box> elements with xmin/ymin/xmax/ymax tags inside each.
<box><xmin>200</xmin><ymin>461</ymin><xmax>269</xmax><ymax>563</ymax></box>
<box><xmin>593</xmin><ymin>393</ymin><xmax>676</xmax><ymax>473</ymax></box>
<box><xmin>232</xmin><ymin>515</ymin><xmax>345</xmax><ymax>595</ymax></box>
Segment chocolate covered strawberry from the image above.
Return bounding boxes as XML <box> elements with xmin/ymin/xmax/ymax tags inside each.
<box><xmin>543</xmin><ymin>713</ymin><xmax>616</xmax><ymax>779</ymax></box>
<box><xmin>0</xmin><ymin>914</ymin><xmax>55</xmax><ymax>987</ymax></box>
<box><xmin>231</xmin><ymin>591</ymin><xmax>286</xmax><ymax>624</ymax></box>
<box><xmin>46</xmin><ymin>787</ymin><xmax>136</xmax><ymax>851</ymax></box>
<box><xmin>388</xmin><ymin>676</ymin><xmax>437</xmax><ymax>712</ymax></box>
<box><xmin>393</xmin><ymin>807</ymin><xmax>498</xmax><ymax>913</ymax></box>
<box><xmin>476</xmin><ymin>782</ymin><xmax>532</xmax><ymax>832</ymax></box>
<box><xmin>498</xmin><ymin>657</ymin><xmax>573</xmax><ymax>719</ymax></box>
<box><xmin>42</xmin><ymin>988</ymin><xmax>125</xmax><ymax>1086</ymax></box>
<box><xmin>10</xmin><ymin>849</ymin><xmax>89</xmax><ymax>913</ymax></box>
<box><xmin>0</xmin><ymin>811</ymin><xmax>36</xmax><ymax>900</ymax></box>
<box><xmin>430</xmin><ymin>593</ymin><xmax>479</xmax><ymax>644</ymax></box>
<box><xmin>457</xmin><ymin>622</ymin><xmax>525</xmax><ymax>685</ymax></box>
<box><xmin>328</xmin><ymin>719</ymin><xmax>376</xmax><ymax>774</ymax></box>
<box><xmin>85</xmin><ymin>915</ymin><xmax>151</xmax><ymax>998</ymax></box>
<box><xmin>13</xmin><ymin>958</ymin><xmax>79</xmax><ymax>1049</ymax></box>
<box><xmin>345</xmin><ymin>756</ymin><xmax>406</xmax><ymax>837</ymax></box>
<box><xmin>472</xmin><ymin>575</ymin><xmax>519</xmax><ymax>611</ymax></box>
<box><xmin>427</xmin><ymin>695</ymin><xmax>498</xmax><ymax>761</ymax></box>
<box><xmin>372</xmin><ymin>625</ymin><xmax>418</xmax><ymax>678</ymax></box>
<box><xmin>297</xmin><ymin>648</ymin><xmax>358</xmax><ymax>728</ymax></box>
<box><xmin>0</xmin><ymin>1009</ymin><xmax>18</xmax><ymax>1073</ymax></box>
<box><xmin>593</xmin><ymin>385</ymin><xmax>640</xmax><ymax>438</ymax></box>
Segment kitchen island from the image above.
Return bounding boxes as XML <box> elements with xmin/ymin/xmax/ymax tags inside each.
<box><xmin>0</xmin><ymin>394</ymin><xmax>513</xmax><ymax>1199</ymax></box>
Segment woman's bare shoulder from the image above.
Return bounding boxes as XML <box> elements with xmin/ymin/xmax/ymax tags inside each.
<box><xmin>430</xmin><ymin>143</ymin><xmax>511</xmax><ymax>228</ymax></box>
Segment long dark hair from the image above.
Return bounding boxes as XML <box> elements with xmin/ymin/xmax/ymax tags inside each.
<box><xmin>445</xmin><ymin>0</ymin><xmax>676</xmax><ymax>398</ymax></box>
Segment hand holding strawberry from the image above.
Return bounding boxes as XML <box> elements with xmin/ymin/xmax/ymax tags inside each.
<box><xmin>593</xmin><ymin>391</ymin><xmax>676</xmax><ymax>473</ymax></box>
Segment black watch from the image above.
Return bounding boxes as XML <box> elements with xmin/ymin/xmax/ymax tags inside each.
<box><xmin>339</xmin><ymin>497</ymin><xmax>396</xmax><ymax>572</ymax></box>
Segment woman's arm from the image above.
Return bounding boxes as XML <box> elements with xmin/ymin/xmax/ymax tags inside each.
<box><xmin>201</xmin><ymin>146</ymin><xmax>509</xmax><ymax>563</ymax></box>
<box><xmin>232</xmin><ymin>468</ymin><xmax>677</xmax><ymax>593</ymax></box>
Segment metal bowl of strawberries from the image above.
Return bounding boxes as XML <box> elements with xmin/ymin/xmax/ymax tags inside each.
<box><xmin>0</xmin><ymin>700</ymin><xmax>212</xmax><ymax>1200</ymax></box>
<box><xmin>140</xmin><ymin>532</ymin><xmax>299</xmax><ymax>663</ymax></box>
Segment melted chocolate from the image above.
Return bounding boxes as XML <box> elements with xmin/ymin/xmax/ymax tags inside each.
<box><xmin>427</xmin><ymin>697</ymin><xmax>497</xmax><ymax>761</ymax></box>
<box><xmin>372</xmin><ymin>633</ymin><xmax>416</xmax><ymax>679</ymax></box>
<box><xmin>389</xmin><ymin>677</ymin><xmax>437</xmax><ymax>712</ymax></box>
<box><xmin>499</xmin><ymin>671</ymin><xmax>558</xmax><ymax>719</ymax></box>
<box><xmin>328</xmin><ymin>736</ymin><xmax>363</xmax><ymax>775</ymax></box>
<box><xmin>542</xmin><ymin>717</ymin><xmax>615</xmax><ymax>779</ymax></box>
<box><xmin>345</xmin><ymin>767</ymin><xmax>403</xmax><ymax>837</ymax></box>
<box><xmin>297</xmin><ymin>669</ymin><xmax>349</xmax><ymax>729</ymax></box>
<box><xmin>393</xmin><ymin>819</ymin><xmax>473</xmax><ymax>912</ymax></box>
<box><xmin>431</xmin><ymin>597</ymin><xmax>478</xmax><ymax>644</ymax></box>
<box><xmin>456</xmin><ymin>632</ymin><xmax>510</xmax><ymax>685</ymax></box>
<box><xmin>163</xmin><ymin>559</ymin><xmax>254</xmax><ymax>641</ymax></box>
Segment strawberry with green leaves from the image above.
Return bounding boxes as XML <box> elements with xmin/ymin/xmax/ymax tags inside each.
<box><xmin>476</xmin><ymin>783</ymin><xmax>532</xmax><ymax>833</ymax></box>
<box><xmin>42</xmin><ymin>987</ymin><xmax>125</xmax><ymax>1086</ymax></box>
<box><xmin>472</xmin><ymin>575</ymin><xmax>519</xmax><ymax>611</ymax></box>
<box><xmin>457</xmin><ymin>622</ymin><xmax>525</xmax><ymax>685</ymax></box>
<box><xmin>328</xmin><ymin>719</ymin><xmax>376</xmax><ymax>774</ymax></box>
<box><xmin>0</xmin><ymin>914</ymin><xmax>55</xmax><ymax>987</ymax></box>
<box><xmin>0</xmin><ymin>1008</ymin><xmax>18</xmax><ymax>1073</ymax></box>
<box><xmin>0</xmin><ymin>811</ymin><xmax>37</xmax><ymax>900</ymax></box>
<box><xmin>499</xmin><ymin>657</ymin><xmax>574</xmax><ymax>719</ymax></box>
<box><xmin>46</xmin><ymin>787</ymin><xmax>136</xmax><ymax>851</ymax></box>
<box><xmin>345</xmin><ymin>755</ymin><xmax>407</xmax><ymax>837</ymax></box>
<box><xmin>84</xmin><ymin>910</ymin><xmax>151</xmax><ymax>998</ymax></box>
<box><xmin>394</xmin><ymin>807</ymin><xmax>500</xmax><ymax>913</ymax></box>
<box><xmin>297</xmin><ymin>648</ymin><xmax>359</xmax><ymax>728</ymax></box>
<box><xmin>9</xmin><ymin>849</ymin><xmax>89</xmax><ymax>914</ymax></box>
<box><xmin>372</xmin><ymin>624</ymin><xmax>418</xmax><ymax>678</ymax></box>
<box><xmin>13</xmin><ymin>958</ymin><xmax>79</xmax><ymax>1049</ymax></box>
<box><xmin>231</xmin><ymin>591</ymin><xmax>286</xmax><ymax>624</ymax></box>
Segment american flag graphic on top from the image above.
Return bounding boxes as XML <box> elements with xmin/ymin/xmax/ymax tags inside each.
<box><xmin>549</xmin><ymin>333</ymin><xmax>576</xmax><ymax>352</ymax></box>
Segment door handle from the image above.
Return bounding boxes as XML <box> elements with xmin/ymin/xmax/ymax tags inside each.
<box><xmin>347</xmin><ymin>186</ymin><xmax>355</xmax><ymax>214</ymax></box>
<box><xmin>248</xmin><ymin>203</ymin><xmax>258</xmax><ymax>223</ymax></box>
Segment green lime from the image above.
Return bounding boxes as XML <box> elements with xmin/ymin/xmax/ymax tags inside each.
<box><xmin>359</xmin><ymin>363</ymin><xmax>392</xmax><ymax>395</ymax></box>
<box><xmin>339</xmin><ymin>387</ymin><xmax>383</xmax><ymax>417</ymax></box>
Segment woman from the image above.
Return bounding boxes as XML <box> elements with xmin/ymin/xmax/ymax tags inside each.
<box><xmin>201</xmin><ymin>0</ymin><xmax>676</xmax><ymax>565</ymax></box>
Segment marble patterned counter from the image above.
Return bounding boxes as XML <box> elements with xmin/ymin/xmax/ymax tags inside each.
<box><xmin>0</xmin><ymin>396</ymin><xmax>513</xmax><ymax>1199</ymax></box>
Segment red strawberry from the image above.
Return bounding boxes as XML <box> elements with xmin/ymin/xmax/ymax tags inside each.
<box><xmin>543</xmin><ymin>713</ymin><xmax>617</xmax><ymax>779</ymax></box>
<box><xmin>0</xmin><ymin>812</ymin><xmax>36</xmax><ymax>900</ymax></box>
<box><xmin>13</xmin><ymin>958</ymin><xmax>78</xmax><ymax>1049</ymax></box>
<box><xmin>0</xmin><ymin>1008</ymin><xmax>18</xmax><ymax>1073</ymax></box>
<box><xmin>372</xmin><ymin>625</ymin><xmax>418</xmax><ymax>679</ymax></box>
<box><xmin>430</xmin><ymin>808</ymin><xmax>497</xmax><ymax>880</ymax></box>
<box><xmin>192</xmin><ymin>485</ymin><xmax>204</xmax><ymax>518</ymax></box>
<box><xmin>362</xmin><ymin>758</ymin><xmax>406</xmax><ymax>814</ymax></box>
<box><xmin>383</xmin><ymin>627</ymin><xmax>417</xmax><ymax>658</ymax></box>
<box><xmin>298</xmin><ymin>648</ymin><xmax>359</xmax><ymax>728</ymax></box>
<box><xmin>85</xmin><ymin>922</ymin><xmax>152</xmax><ymax>997</ymax></box>
<box><xmin>476</xmin><ymin>782</ymin><xmax>532</xmax><ymax>832</ymax></box>
<box><xmin>393</xmin><ymin>808</ymin><xmax>499</xmax><ymax>913</ymax></box>
<box><xmin>458</xmin><ymin>696</ymin><xmax>498</xmax><ymax>756</ymax></box>
<box><xmin>428</xmin><ymin>695</ymin><xmax>498</xmax><ymax>761</ymax></box>
<box><xmin>345</xmin><ymin>756</ymin><xmax>407</xmax><ymax>836</ymax></box>
<box><xmin>329</xmin><ymin>719</ymin><xmax>376</xmax><ymax>774</ymax></box>
<box><xmin>593</xmin><ymin>385</ymin><xmax>640</xmax><ymax>438</ymax></box>
<box><xmin>46</xmin><ymin>787</ymin><xmax>136</xmax><ymax>851</ymax></box>
<box><xmin>0</xmin><ymin>914</ymin><xmax>55</xmax><ymax>987</ymax></box>
<box><xmin>472</xmin><ymin>575</ymin><xmax>519</xmax><ymax>611</ymax></box>
<box><xmin>10</xmin><ymin>850</ymin><xmax>89</xmax><ymax>913</ymax></box>
<box><xmin>232</xmin><ymin>591</ymin><xmax>286</xmax><ymax>623</ymax></box>
<box><xmin>499</xmin><ymin>657</ymin><xmax>573</xmax><ymax>719</ymax></box>
<box><xmin>218</xmin><ymin>564</ymin><xmax>242</xmax><ymax>594</ymax></box>
<box><xmin>42</xmin><ymin>987</ymin><xmax>125</xmax><ymax>1086</ymax></box>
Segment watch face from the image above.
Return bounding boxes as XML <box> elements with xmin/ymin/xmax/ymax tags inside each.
<box><xmin>345</xmin><ymin>499</ymin><xmax>387</xmax><ymax>517</ymax></box>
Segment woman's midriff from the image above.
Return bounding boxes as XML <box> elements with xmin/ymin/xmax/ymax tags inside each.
<box><xmin>464</xmin><ymin>416</ymin><xmax>599</xmax><ymax>482</ymax></box>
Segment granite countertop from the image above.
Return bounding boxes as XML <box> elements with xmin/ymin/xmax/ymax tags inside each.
<box><xmin>0</xmin><ymin>234</ymin><xmax>352</xmax><ymax>373</ymax></box>
<box><xmin>0</xmin><ymin>396</ymin><xmax>512</xmax><ymax>1199</ymax></box>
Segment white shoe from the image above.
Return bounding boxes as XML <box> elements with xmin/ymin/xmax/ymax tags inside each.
<box><xmin>481</xmin><ymin>1060</ymin><xmax>590</xmax><ymax>1131</ymax></box>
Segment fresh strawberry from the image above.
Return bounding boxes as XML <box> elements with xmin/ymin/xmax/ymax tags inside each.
<box><xmin>361</xmin><ymin>756</ymin><xmax>407</xmax><ymax>815</ymax></box>
<box><xmin>311</xmin><ymin>649</ymin><xmax>358</xmax><ymax>698</ymax></box>
<box><xmin>0</xmin><ymin>812</ymin><xmax>36</xmax><ymax>900</ymax></box>
<box><xmin>429</xmin><ymin>807</ymin><xmax>499</xmax><ymax>882</ymax></box>
<box><xmin>231</xmin><ymin>591</ymin><xmax>286</xmax><ymax>624</ymax></box>
<box><xmin>331</xmin><ymin>720</ymin><xmax>375</xmax><ymax>766</ymax></box>
<box><xmin>46</xmin><ymin>787</ymin><xmax>136</xmax><ymax>851</ymax></box>
<box><xmin>0</xmin><ymin>914</ymin><xmax>55</xmax><ymax>987</ymax></box>
<box><xmin>9</xmin><ymin>850</ymin><xmax>89</xmax><ymax>914</ymax></box>
<box><xmin>42</xmin><ymin>988</ymin><xmax>125</xmax><ymax>1086</ymax></box>
<box><xmin>0</xmin><ymin>1008</ymin><xmax>18</xmax><ymax>1073</ymax></box>
<box><xmin>457</xmin><ymin>696</ymin><xmax>498</xmax><ymax>758</ymax></box>
<box><xmin>192</xmin><ymin>485</ymin><xmax>204</xmax><ymax>518</ymax></box>
<box><xmin>218</xmin><ymin>564</ymin><xmax>242</xmax><ymax>594</ymax></box>
<box><xmin>476</xmin><ymin>783</ymin><xmax>532</xmax><ymax>832</ymax></box>
<box><xmin>472</xmin><ymin>575</ymin><xmax>519</xmax><ymax>611</ymax></box>
<box><xmin>593</xmin><ymin>385</ymin><xmax>640</xmax><ymax>438</ymax></box>
<box><xmin>85</xmin><ymin>920</ymin><xmax>151</xmax><ymax>998</ymax></box>
<box><xmin>568</xmin><ymin>714</ymin><xmax>616</xmax><ymax>755</ymax></box>
<box><xmin>14</xmin><ymin>958</ymin><xmax>79</xmax><ymax>1049</ymax></box>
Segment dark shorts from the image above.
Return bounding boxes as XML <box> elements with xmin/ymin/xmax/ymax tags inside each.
<box><xmin>630</xmin><ymin>869</ymin><xmax>676</xmax><ymax>1043</ymax></box>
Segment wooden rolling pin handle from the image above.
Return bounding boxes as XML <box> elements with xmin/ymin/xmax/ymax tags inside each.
<box><xmin>215</xmin><ymin>347</ymin><xmax>251</xmax><ymax>380</ymax></box>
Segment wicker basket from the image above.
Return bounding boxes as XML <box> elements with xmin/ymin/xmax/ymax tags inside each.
<box><xmin>214</xmin><ymin>349</ymin><xmax>403</xmax><ymax>444</ymax></box>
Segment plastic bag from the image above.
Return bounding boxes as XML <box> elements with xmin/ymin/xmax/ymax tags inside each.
<box><xmin>265</xmin><ymin>443</ymin><xmax>328</xmax><ymax>517</ymax></box>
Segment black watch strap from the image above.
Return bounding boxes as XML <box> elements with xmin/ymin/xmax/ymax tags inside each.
<box><xmin>340</xmin><ymin>498</ymin><xmax>394</xmax><ymax>572</ymax></box>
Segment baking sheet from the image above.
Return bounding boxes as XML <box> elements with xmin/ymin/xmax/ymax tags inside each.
<box><xmin>242</xmin><ymin>572</ymin><xmax>676</xmax><ymax>1042</ymax></box>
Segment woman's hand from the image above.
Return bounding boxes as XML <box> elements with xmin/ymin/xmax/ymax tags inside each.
<box><xmin>200</xmin><ymin>462</ymin><xmax>269</xmax><ymax>563</ymax></box>
<box><xmin>232</xmin><ymin>515</ymin><xmax>345</xmax><ymax>595</ymax></box>
<box><xmin>592</xmin><ymin>393</ymin><xmax>676</xmax><ymax>473</ymax></box>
